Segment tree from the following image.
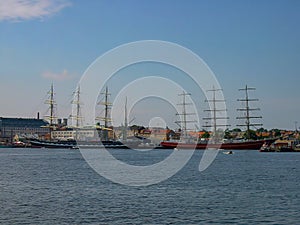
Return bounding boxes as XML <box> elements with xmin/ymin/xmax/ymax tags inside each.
<box><xmin>224</xmin><ymin>129</ymin><xmax>232</xmax><ymax>139</ymax></box>
<box><xmin>232</xmin><ymin>128</ymin><xmax>242</xmax><ymax>132</ymax></box>
<box><xmin>257</xmin><ymin>127</ymin><xmax>267</xmax><ymax>132</ymax></box>
<box><xmin>270</xmin><ymin>129</ymin><xmax>281</xmax><ymax>137</ymax></box>
<box><xmin>201</xmin><ymin>131</ymin><xmax>210</xmax><ymax>139</ymax></box>
<box><xmin>243</xmin><ymin>129</ymin><xmax>258</xmax><ymax>140</ymax></box>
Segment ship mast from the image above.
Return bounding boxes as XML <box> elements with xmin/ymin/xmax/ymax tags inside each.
<box><xmin>96</xmin><ymin>86</ymin><xmax>112</xmax><ymax>141</ymax></box>
<box><xmin>44</xmin><ymin>83</ymin><xmax>57</xmax><ymax>127</ymax></box>
<box><xmin>236</xmin><ymin>85</ymin><xmax>262</xmax><ymax>139</ymax></box>
<box><xmin>123</xmin><ymin>97</ymin><xmax>128</xmax><ymax>141</ymax></box>
<box><xmin>71</xmin><ymin>85</ymin><xmax>82</xmax><ymax>128</ymax></box>
<box><xmin>203</xmin><ymin>86</ymin><xmax>229</xmax><ymax>142</ymax></box>
<box><xmin>176</xmin><ymin>91</ymin><xmax>196</xmax><ymax>141</ymax></box>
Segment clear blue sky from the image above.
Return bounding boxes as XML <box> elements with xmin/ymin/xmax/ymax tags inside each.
<box><xmin>0</xmin><ymin>0</ymin><xmax>299</xmax><ymax>130</ymax></box>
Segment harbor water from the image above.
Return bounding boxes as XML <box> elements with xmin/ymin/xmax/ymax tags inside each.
<box><xmin>0</xmin><ymin>148</ymin><xmax>299</xmax><ymax>224</ymax></box>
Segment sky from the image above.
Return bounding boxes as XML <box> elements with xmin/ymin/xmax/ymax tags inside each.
<box><xmin>0</xmin><ymin>0</ymin><xmax>299</xmax><ymax>130</ymax></box>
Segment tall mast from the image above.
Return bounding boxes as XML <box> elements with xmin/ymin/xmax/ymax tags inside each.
<box><xmin>50</xmin><ymin>84</ymin><xmax>54</xmax><ymax>126</ymax></box>
<box><xmin>203</xmin><ymin>86</ymin><xmax>229</xmax><ymax>142</ymax></box>
<box><xmin>96</xmin><ymin>86</ymin><xmax>112</xmax><ymax>127</ymax></box>
<box><xmin>71</xmin><ymin>85</ymin><xmax>82</xmax><ymax>128</ymax></box>
<box><xmin>96</xmin><ymin>86</ymin><xmax>112</xmax><ymax>141</ymax></box>
<box><xmin>176</xmin><ymin>91</ymin><xmax>196</xmax><ymax>140</ymax></box>
<box><xmin>236</xmin><ymin>85</ymin><xmax>262</xmax><ymax>139</ymax></box>
<box><xmin>123</xmin><ymin>97</ymin><xmax>128</xmax><ymax>141</ymax></box>
<box><xmin>104</xmin><ymin>86</ymin><xmax>109</xmax><ymax>128</ymax></box>
<box><xmin>45</xmin><ymin>83</ymin><xmax>56</xmax><ymax>127</ymax></box>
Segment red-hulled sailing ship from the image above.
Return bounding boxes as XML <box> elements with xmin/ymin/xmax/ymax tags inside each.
<box><xmin>160</xmin><ymin>85</ymin><xmax>274</xmax><ymax>150</ymax></box>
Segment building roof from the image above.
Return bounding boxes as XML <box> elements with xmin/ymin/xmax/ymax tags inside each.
<box><xmin>0</xmin><ymin>117</ymin><xmax>49</xmax><ymax>128</ymax></box>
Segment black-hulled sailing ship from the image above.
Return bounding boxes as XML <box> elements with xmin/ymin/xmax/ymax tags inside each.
<box><xmin>85</xmin><ymin>86</ymin><xmax>128</xmax><ymax>148</ymax></box>
<box><xmin>30</xmin><ymin>85</ymin><xmax>140</xmax><ymax>149</ymax></box>
<box><xmin>91</xmin><ymin>87</ymin><xmax>142</xmax><ymax>148</ymax></box>
<box><xmin>29</xmin><ymin>84</ymin><xmax>76</xmax><ymax>148</ymax></box>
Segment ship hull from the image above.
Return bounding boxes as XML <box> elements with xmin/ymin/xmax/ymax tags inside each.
<box><xmin>29</xmin><ymin>140</ymin><xmax>135</xmax><ymax>149</ymax></box>
<box><xmin>160</xmin><ymin>139</ymin><xmax>271</xmax><ymax>150</ymax></box>
<box><xmin>30</xmin><ymin>140</ymin><xmax>76</xmax><ymax>149</ymax></box>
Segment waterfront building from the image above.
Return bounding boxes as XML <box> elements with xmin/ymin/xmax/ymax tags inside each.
<box><xmin>0</xmin><ymin>117</ymin><xmax>50</xmax><ymax>141</ymax></box>
<box><xmin>51</xmin><ymin>127</ymin><xmax>96</xmax><ymax>141</ymax></box>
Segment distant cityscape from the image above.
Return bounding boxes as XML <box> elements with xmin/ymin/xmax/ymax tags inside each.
<box><xmin>0</xmin><ymin>115</ymin><xmax>299</xmax><ymax>146</ymax></box>
<box><xmin>1</xmin><ymin>83</ymin><xmax>300</xmax><ymax>149</ymax></box>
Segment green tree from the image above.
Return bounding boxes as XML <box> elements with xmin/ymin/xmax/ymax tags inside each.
<box><xmin>224</xmin><ymin>129</ymin><xmax>232</xmax><ymax>139</ymax></box>
<box><xmin>270</xmin><ymin>129</ymin><xmax>281</xmax><ymax>137</ymax></box>
<box><xmin>232</xmin><ymin>128</ymin><xmax>242</xmax><ymax>132</ymax></box>
<box><xmin>201</xmin><ymin>131</ymin><xmax>210</xmax><ymax>139</ymax></box>
<box><xmin>257</xmin><ymin>127</ymin><xmax>267</xmax><ymax>132</ymax></box>
<box><xmin>243</xmin><ymin>129</ymin><xmax>258</xmax><ymax>140</ymax></box>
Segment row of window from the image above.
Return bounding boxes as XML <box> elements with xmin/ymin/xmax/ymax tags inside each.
<box><xmin>53</xmin><ymin>131</ymin><xmax>94</xmax><ymax>135</ymax></box>
<box><xmin>1</xmin><ymin>127</ymin><xmax>48</xmax><ymax>131</ymax></box>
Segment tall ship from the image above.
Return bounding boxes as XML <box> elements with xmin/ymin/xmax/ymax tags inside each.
<box><xmin>29</xmin><ymin>84</ymin><xmax>76</xmax><ymax>148</ymax></box>
<box><xmin>160</xmin><ymin>85</ymin><xmax>274</xmax><ymax>150</ymax></box>
<box><xmin>29</xmin><ymin>85</ymin><xmax>142</xmax><ymax>149</ymax></box>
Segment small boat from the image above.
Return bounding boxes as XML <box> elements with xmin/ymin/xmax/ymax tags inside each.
<box><xmin>0</xmin><ymin>141</ymin><xmax>29</xmax><ymax>148</ymax></box>
<box><xmin>223</xmin><ymin>150</ymin><xmax>234</xmax><ymax>154</ymax></box>
<box><xmin>259</xmin><ymin>139</ymin><xmax>300</xmax><ymax>152</ymax></box>
<box><xmin>259</xmin><ymin>143</ymin><xmax>275</xmax><ymax>152</ymax></box>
